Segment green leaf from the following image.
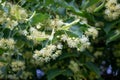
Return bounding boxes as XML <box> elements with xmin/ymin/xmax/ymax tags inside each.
<box><xmin>36</xmin><ymin>37</ymin><xmax>48</xmax><ymax>42</ymax></box>
<box><xmin>31</xmin><ymin>13</ymin><xmax>49</xmax><ymax>25</ymax></box>
<box><xmin>55</xmin><ymin>0</ymin><xmax>83</xmax><ymax>15</ymax></box>
<box><xmin>16</xmin><ymin>70</ymin><xmax>23</xmax><ymax>77</ymax></box>
<box><xmin>20</xmin><ymin>0</ymin><xmax>26</xmax><ymax>6</ymax></box>
<box><xmin>55</xmin><ymin>30</ymin><xmax>79</xmax><ymax>38</ymax></box>
<box><xmin>86</xmin><ymin>0</ymin><xmax>100</xmax><ymax>8</ymax></box>
<box><xmin>0</xmin><ymin>32</ymin><xmax>4</xmax><ymax>38</ymax></box>
<box><xmin>106</xmin><ymin>30</ymin><xmax>120</xmax><ymax>44</ymax></box>
<box><xmin>104</xmin><ymin>23</ymin><xmax>113</xmax><ymax>34</ymax></box>
<box><xmin>62</xmin><ymin>69</ymin><xmax>73</xmax><ymax>76</ymax></box>
<box><xmin>81</xmin><ymin>11</ymin><xmax>96</xmax><ymax>22</ymax></box>
<box><xmin>85</xmin><ymin>62</ymin><xmax>100</xmax><ymax>76</ymax></box>
<box><xmin>0</xmin><ymin>49</ymin><xmax>4</xmax><ymax>55</ymax></box>
<box><xmin>58</xmin><ymin>53</ymin><xmax>78</xmax><ymax>60</ymax></box>
<box><xmin>81</xmin><ymin>0</ymin><xmax>89</xmax><ymax>10</ymax></box>
<box><xmin>82</xmin><ymin>50</ymin><xmax>94</xmax><ymax>58</ymax></box>
<box><xmin>94</xmin><ymin>0</ymin><xmax>105</xmax><ymax>12</ymax></box>
<box><xmin>46</xmin><ymin>69</ymin><xmax>73</xmax><ymax>80</ymax></box>
<box><xmin>44</xmin><ymin>0</ymin><xmax>54</xmax><ymax>6</ymax></box>
<box><xmin>68</xmin><ymin>0</ymin><xmax>80</xmax><ymax>13</ymax></box>
<box><xmin>70</xmin><ymin>25</ymin><xmax>83</xmax><ymax>37</ymax></box>
<box><xmin>46</xmin><ymin>69</ymin><xmax>65</xmax><ymax>80</ymax></box>
<box><xmin>57</xmin><ymin>7</ymin><xmax>66</xmax><ymax>15</ymax></box>
<box><xmin>104</xmin><ymin>19</ymin><xmax>120</xmax><ymax>34</ymax></box>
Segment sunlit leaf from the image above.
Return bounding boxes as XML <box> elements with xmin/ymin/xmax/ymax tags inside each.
<box><xmin>31</xmin><ymin>13</ymin><xmax>49</xmax><ymax>25</ymax></box>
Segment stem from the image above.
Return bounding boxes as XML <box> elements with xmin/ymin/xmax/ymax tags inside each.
<box><xmin>58</xmin><ymin>19</ymin><xmax>80</xmax><ymax>30</ymax></box>
<box><xmin>26</xmin><ymin>11</ymin><xmax>36</xmax><ymax>21</ymax></box>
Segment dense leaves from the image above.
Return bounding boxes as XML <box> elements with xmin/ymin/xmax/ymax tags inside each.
<box><xmin>0</xmin><ymin>0</ymin><xmax>120</xmax><ymax>80</ymax></box>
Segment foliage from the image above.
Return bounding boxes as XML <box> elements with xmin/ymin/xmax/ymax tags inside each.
<box><xmin>0</xmin><ymin>0</ymin><xmax>120</xmax><ymax>80</ymax></box>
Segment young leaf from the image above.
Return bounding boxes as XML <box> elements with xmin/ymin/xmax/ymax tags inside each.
<box><xmin>30</xmin><ymin>13</ymin><xmax>49</xmax><ymax>25</ymax></box>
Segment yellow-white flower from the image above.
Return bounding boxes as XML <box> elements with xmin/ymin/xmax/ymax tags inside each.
<box><xmin>85</xmin><ymin>27</ymin><xmax>98</xmax><ymax>39</ymax></box>
<box><xmin>33</xmin><ymin>44</ymin><xmax>62</xmax><ymax>63</ymax></box>
<box><xmin>11</xmin><ymin>61</ymin><xmax>25</xmax><ymax>72</ymax></box>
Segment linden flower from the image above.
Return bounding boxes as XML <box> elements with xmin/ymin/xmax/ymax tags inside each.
<box><xmin>51</xmin><ymin>50</ymin><xmax>61</xmax><ymax>60</ymax></box>
<box><xmin>27</xmin><ymin>27</ymin><xmax>49</xmax><ymax>44</ymax></box>
<box><xmin>95</xmin><ymin>21</ymin><xmax>104</xmax><ymax>27</ymax></box>
<box><xmin>61</xmin><ymin>34</ymin><xmax>80</xmax><ymax>48</ymax></box>
<box><xmin>33</xmin><ymin>44</ymin><xmax>62</xmax><ymax>63</ymax></box>
<box><xmin>112</xmin><ymin>12</ymin><xmax>120</xmax><ymax>20</ymax></box>
<box><xmin>107</xmin><ymin>0</ymin><xmax>117</xmax><ymax>4</ymax></box>
<box><xmin>86</xmin><ymin>5</ymin><xmax>96</xmax><ymax>13</ymax></box>
<box><xmin>0</xmin><ymin>38</ymin><xmax>15</xmax><ymax>50</ymax></box>
<box><xmin>6</xmin><ymin>19</ymin><xmax>18</xmax><ymax>29</ymax></box>
<box><xmin>50</xmin><ymin>19</ymin><xmax>64</xmax><ymax>28</ymax></box>
<box><xmin>115</xmin><ymin>4</ymin><xmax>120</xmax><ymax>10</ymax></box>
<box><xmin>36</xmin><ymin>23</ymin><xmax>42</xmax><ymax>29</ymax></box>
<box><xmin>20</xmin><ymin>71</ymin><xmax>33</xmax><ymax>79</ymax></box>
<box><xmin>104</xmin><ymin>0</ymin><xmax>120</xmax><ymax>21</ymax></box>
<box><xmin>11</xmin><ymin>61</ymin><xmax>25</xmax><ymax>72</ymax></box>
<box><xmin>104</xmin><ymin>9</ymin><xmax>111</xmax><ymax>15</ymax></box>
<box><xmin>80</xmin><ymin>35</ymin><xmax>89</xmax><ymax>43</ymax></box>
<box><xmin>67</xmin><ymin>37</ymin><xmax>80</xmax><ymax>48</ymax></box>
<box><xmin>94</xmin><ymin>51</ymin><xmax>102</xmax><ymax>57</ymax></box>
<box><xmin>57</xmin><ymin>43</ymin><xmax>63</xmax><ymax>49</ymax></box>
<box><xmin>77</xmin><ymin>35</ymin><xmax>90</xmax><ymax>51</ymax></box>
<box><xmin>61</xmin><ymin>34</ymin><xmax>68</xmax><ymax>42</ymax></box>
<box><xmin>60</xmin><ymin>34</ymin><xmax>90</xmax><ymax>51</ymax></box>
<box><xmin>10</xmin><ymin>4</ymin><xmax>28</xmax><ymax>21</ymax></box>
<box><xmin>85</xmin><ymin>27</ymin><xmax>98</xmax><ymax>39</ymax></box>
<box><xmin>69</xmin><ymin>60</ymin><xmax>80</xmax><ymax>73</ymax></box>
<box><xmin>45</xmin><ymin>18</ymin><xmax>65</xmax><ymax>30</ymax></box>
<box><xmin>0</xmin><ymin>10</ymin><xmax>7</xmax><ymax>24</ymax></box>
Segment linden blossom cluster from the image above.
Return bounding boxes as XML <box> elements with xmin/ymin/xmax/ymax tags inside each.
<box><xmin>0</xmin><ymin>11</ymin><xmax>18</xmax><ymax>29</ymax></box>
<box><xmin>45</xmin><ymin>18</ymin><xmax>65</xmax><ymax>30</ymax></box>
<box><xmin>60</xmin><ymin>34</ymin><xmax>90</xmax><ymax>51</ymax></box>
<box><xmin>104</xmin><ymin>0</ymin><xmax>120</xmax><ymax>21</ymax></box>
<box><xmin>7</xmin><ymin>71</ymin><xmax>33</xmax><ymax>80</ymax></box>
<box><xmin>11</xmin><ymin>61</ymin><xmax>25</xmax><ymax>72</ymax></box>
<box><xmin>0</xmin><ymin>2</ymin><xmax>28</xmax><ymax>29</ymax></box>
<box><xmin>27</xmin><ymin>27</ymin><xmax>49</xmax><ymax>44</ymax></box>
<box><xmin>0</xmin><ymin>38</ymin><xmax>15</xmax><ymax>50</ymax></box>
<box><xmin>69</xmin><ymin>60</ymin><xmax>80</xmax><ymax>73</ymax></box>
<box><xmin>68</xmin><ymin>60</ymin><xmax>85</xmax><ymax>80</ymax></box>
<box><xmin>0</xmin><ymin>61</ymin><xmax>32</xmax><ymax>79</ymax></box>
<box><xmin>85</xmin><ymin>27</ymin><xmax>98</xmax><ymax>39</ymax></box>
<box><xmin>19</xmin><ymin>71</ymin><xmax>33</xmax><ymax>80</ymax></box>
<box><xmin>33</xmin><ymin>44</ymin><xmax>63</xmax><ymax>63</ymax></box>
<box><xmin>0</xmin><ymin>10</ymin><xmax>7</xmax><ymax>24</ymax></box>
